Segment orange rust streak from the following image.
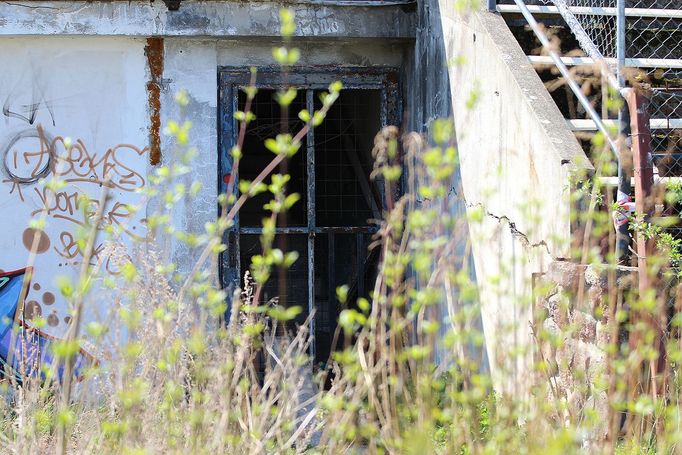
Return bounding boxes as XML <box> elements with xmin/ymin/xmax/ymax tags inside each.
<box><xmin>145</xmin><ymin>37</ymin><xmax>164</xmax><ymax>166</ymax></box>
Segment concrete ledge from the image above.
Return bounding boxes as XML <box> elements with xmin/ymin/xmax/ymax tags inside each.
<box><xmin>0</xmin><ymin>0</ymin><xmax>416</xmax><ymax>38</ymax></box>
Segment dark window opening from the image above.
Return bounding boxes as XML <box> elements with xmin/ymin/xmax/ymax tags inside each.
<box><xmin>238</xmin><ymin>90</ymin><xmax>308</xmax><ymax>227</ymax></box>
<box><xmin>314</xmin><ymin>89</ymin><xmax>383</xmax><ymax>227</ymax></box>
<box><xmin>219</xmin><ymin>69</ymin><xmax>400</xmax><ymax>368</ymax></box>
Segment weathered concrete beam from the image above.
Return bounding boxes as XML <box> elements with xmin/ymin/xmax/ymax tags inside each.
<box><xmin>0</xmin><ymin>0</ymin><xmax>416</xmax><ymax>38</ymax></box>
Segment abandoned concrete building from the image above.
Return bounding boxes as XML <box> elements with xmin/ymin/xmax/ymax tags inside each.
<box><xmin>1</xmin><ymin>0</ymin><xmax>680</xmax><ymax>392</ymax></box>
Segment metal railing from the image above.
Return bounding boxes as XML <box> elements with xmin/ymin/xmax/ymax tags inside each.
<box><xmin>493</xmin><ymin>0</ymin><xmax>682</xmax><ymax>258</ymax></box>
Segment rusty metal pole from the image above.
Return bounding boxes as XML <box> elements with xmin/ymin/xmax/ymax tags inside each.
<box><xmin>625</xmin><ymin>88</ymin><xmax>666</xmax><ymax>398</ymax></box>
<box><xmin>625</xmin><ymin>89</ymin><xmax>654</xmax><ymax>292</ymax></box>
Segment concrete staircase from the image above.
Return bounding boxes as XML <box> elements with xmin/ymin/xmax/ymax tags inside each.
<box><xmin>496</xmin><ymin>1</ymin><xmax>682</xmax><ymax>243</ymax></box>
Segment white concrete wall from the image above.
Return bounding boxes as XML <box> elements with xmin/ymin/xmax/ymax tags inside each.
<box><xmin>0</xmin><ymin>37</ymin><xmax>149</xmax><ymax>336</ymax></box>
<box><xmin>0</xmin><ymin>31</ymin><xmax>407</xmax><ymax>340</ymax></box>
<box><xmin>437</xmin><ymin>7</ymin><xmax>591</xmax><ymax>393</ymax></box>
<box><xmin>0</xmin><ymin>2</ymin><xmax>588</xmax><ymax>396</ymax></box>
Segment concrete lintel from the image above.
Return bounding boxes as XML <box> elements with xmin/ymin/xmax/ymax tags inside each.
<box><xmin>0</xmin><ymin>0</ymin><xmax>416</xmax><ymax>39</ymax></box>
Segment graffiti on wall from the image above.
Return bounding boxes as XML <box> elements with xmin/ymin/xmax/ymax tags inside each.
<box><xmin>0</xmin><ymin>121</ymin><xmax>148</xmax><ymax>332</ymax></box>
<box><xmin>0</xmin><ymin>47</ymin><xmax>149</xmax><ymax>341</ymax></box>
<box><xmin>2</xmin><ymin>125</ymin><xmax>148</xmax><ymax>273</ymax></box>
<box><xmin>0</xmin><ymin>267</ymin><xmax>95</xmax><ymax>382</ymax></box>
<box><xmin>0</xmin><ymin>41</ymin><xmax>152</xmax><ymax>381</ymax></box>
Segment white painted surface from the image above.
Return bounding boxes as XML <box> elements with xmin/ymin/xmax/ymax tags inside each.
<box><xmin>0</xmin><ymin>37</ymin><xmax>148</xmax><ymax>336</ymax></box>
<box><xmin>438</xmin><ymin>8</ymin><xmax>590</xmax><ymax>393</ymax></box>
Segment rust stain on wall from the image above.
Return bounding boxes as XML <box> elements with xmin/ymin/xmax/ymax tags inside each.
<box><xmin>145</xmin><ymin>37</ymin><xmax>164</xmax><ymax>166</ymax></box>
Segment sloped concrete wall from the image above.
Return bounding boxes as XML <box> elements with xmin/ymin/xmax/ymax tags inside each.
<box><xmin>436</xmin><ymin>6</ymin><xmax>591</xmax><ymax>392</ymax></box>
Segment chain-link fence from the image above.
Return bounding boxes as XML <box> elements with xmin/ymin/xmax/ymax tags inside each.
<box><xmin>552</xmin><ymin>0</ymin><xmax>619</xmax><ymax>60</ymax></box>
<box><xmin>513</xmin><ymin>0</ymin><xmax>682</xmax><ymax>206</ymax></box>
<box><xmin>628</xmin><ymin>0</ymin><xmax>682</xmax><ymax>77</ymax></box>
<box><xmin>648</xmin><ymin>89</ymin><xmax>682</xmax><ymax>178</ymax></box>
<box><xmin>532</xmin><ymin>0</ymin><xmax>682</xmax><ymax>65</ymax></box>
<box><xmin>498</xmin><ymin>0</ymin><xmax>682</xmax><ymax>267</ymax></box>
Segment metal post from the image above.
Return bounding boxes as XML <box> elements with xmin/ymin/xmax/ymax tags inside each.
<box><xmin>616</xmin><ymin>0</ymin><xmax>626</xmax><ymax>86</ymax></box>
<box><xmin>625</xmin><ymin>88</ymin><xmax>665</xmax><ymax>396</ymax></box>
<box><xmin>616</xmin><ymin>0</ymin><xmax>632</xmax><ymax>264</ymax></box>
<box><xmin>488</xmin><ymin>0</ymin><xmax>497</xmax><ymax>12</ymax></box>
<box><xmin>306</xmin><ymin>89</ymin><xmax>316</xmax><ymax>361</ymax></box>
<box><xmin>625</xmin><ymin>89</ymin><xmax>653</xmax><ymax>293</ymax></box>
<box><xmin>615</xmin><ymin>0</ymin><xmax>631</xmax><ymax>263</ymax></box>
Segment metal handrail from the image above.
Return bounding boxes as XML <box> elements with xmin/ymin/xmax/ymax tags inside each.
<box><xmin>510</xmin><ymin>0</ymin><xmax>622</xmax><ymax>159</ymax></box>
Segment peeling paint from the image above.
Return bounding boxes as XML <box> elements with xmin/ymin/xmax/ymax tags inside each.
<box><xmin>0</xmin><ymin>1</ymin><xmax>416</xmax><ymax>39</ymax></box>
<box><xmin>145</xmin><ymin>37</ymin><xmax>164</xmax><ymax>166</ymax></box>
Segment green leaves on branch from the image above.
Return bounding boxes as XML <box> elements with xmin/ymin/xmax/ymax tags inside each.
<box><xmin>264</xmin><ymin>192</ymin><xmax>300</xmax><ymax>214</ymax></box>
<box><xmin>279</xmin><ymin>8</ymin><xmax>296</xmax><ymax>38</ymax></box>
<box><xmin>339</xmin><ymin>309</ymin><xmax>367</xmax><ymax>336</ymax></box>
<box><xmin>250</xmin><ymin>249</ymin><xmax>299</xmax><ymax>285</ymax></box>
<box><xmin>272</xmin><ymin>47</ymin><xmax>300</xmax><ymax>67</ymax></box>
<box><xmin>239</xmin><ymin>179</ymin><xmax>268</xmax><ymax>197</ymax></box>
<box><xmin>233</xmin><ymin>110</ymin><xmax>256</xmax><ymax>123</ymax></box>
<box><xmin>52</xmin><ymin>339</ymin><xmax>82</xmax><ymax>361</ymax></box>
<box><xmin>268</xmin><ymin>305</ymin><xmax>302</xmax><ymax>322</ymax></box>
<box><xmin>241</xmin><ymin>86</ymin><xmax>258</xmax><ymax>100</ymax></box>
<box><xmin>164</xmin><ymin>120</ymin><xmax>193</xmax><ymax>145</ymax></box>
<box><xmin>174</xmin><ymin>89</ymin><xmax>189</xmax><ymax>108</ymax></box>
<box><xmin>264</xmin><ymin>134</ymin><xmax>301</xmax><ymax>157</ymax></box>
<box><xmin>275</xmin><ymin>87</ymin><xmax>298</xmax><ymax>107</ymax></box>
<box><xmin>298</xmin><ymin>109</ymin><xmax>311</xmax><ymax>123</ymax></box>
<box><xmin>431</xmin><ymin>118</ymin><xmax>453</xmax><ymax>145</ymax></box>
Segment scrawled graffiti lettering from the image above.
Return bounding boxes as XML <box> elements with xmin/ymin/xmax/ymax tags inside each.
<box><xmin>54</xmin><ymin>231</ymin><xmax>123</xmax><ymax>275</ymax></box>
<box><xmin>297</xmin><ymin>15</ymin><xmax>341</xmax><ymax>35</ymax></box>
<box><xmin>3</xmin><ymin>93</ymin><xmax>56</xmax><ymax>127</ymax></box>
<box><xmin>32</xmin><ymin>188</ymin><xmax>91</xmax><ymax>226</ymax></box>
<box><xmin>31</xmin><ymin>186</ymin><xmax>144</xmax><ymax>240</ymax></box>
<box><xmin>1</xmin><ymin>125</ymin><xmax>148</xmax><ymax>200</ymax></box>
<box><xmin>1</xmin><ymin>124</ymin><xmax>147</xmax><ymax>282</ymax></box>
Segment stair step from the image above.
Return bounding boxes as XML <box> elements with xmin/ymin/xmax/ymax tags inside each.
<box><xmin>568</xmin><ymin>119</ymin><xmax>682</xmax><ymax>131</ymax></box>
<box><xmin>528</xmin><ymin>55</ymin><xmax>682</xmax><ymax>69</ymax></box>
<box><xmin>497</xmin><ymin>4</ymin><xmax>682</xmax><ymax>19</ymax></box>
<box><xmin>599</xmin><ymin>176</ymin><xmax>682</xmax><ymax>186</ymax></box>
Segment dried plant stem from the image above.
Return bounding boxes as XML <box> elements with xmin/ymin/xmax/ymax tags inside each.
<box><xmin>56</xmin><ymin>178</ymin><xmax>111</xmax><ymax>455</ymax></box>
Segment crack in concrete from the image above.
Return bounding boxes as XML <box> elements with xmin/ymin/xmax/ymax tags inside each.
<box><xmin>410</xmin><ymin>190</ymin><xmax>555</xmax><ymax>258</ymax></box>
<box><xmin>468</xmin><ymin>202</ymin><xmax>556</xmax><ymax>258</ymax></box>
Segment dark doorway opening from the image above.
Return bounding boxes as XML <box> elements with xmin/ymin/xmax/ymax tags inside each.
<box><xmin>219</xmin><ymin>68</ymin><xmax>400</xmax><ymax>366</ymax></box>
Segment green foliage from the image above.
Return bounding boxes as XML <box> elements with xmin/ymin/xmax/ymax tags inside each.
<box><xmin>6</xmin><ymin>7</ymin><xmax>682</xmax><ymax>455</ymax></box>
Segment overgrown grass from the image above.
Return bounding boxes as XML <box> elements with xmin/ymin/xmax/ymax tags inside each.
<box><xmin>3</xmin><ymin>7</ymin><xmax>682</xmax><ymax>455</ymax></box>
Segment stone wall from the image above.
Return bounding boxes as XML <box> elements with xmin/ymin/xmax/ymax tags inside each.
<box><xmin>536</xmin><ymin>261</ymin><xmax>636</xmax><ymax>441</ymax></box>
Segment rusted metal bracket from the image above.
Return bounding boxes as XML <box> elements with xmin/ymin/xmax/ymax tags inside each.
<box><xmin>145</xmin><ymin>38</ymin><xmax>164</xmax><ymax>166</ymax></box>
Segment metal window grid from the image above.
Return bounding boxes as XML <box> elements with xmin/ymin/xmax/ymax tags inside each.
<box><xmin>218</xmin><ymin>67</ymin><xmax>400</xmax><ymax>360</ymax></box>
